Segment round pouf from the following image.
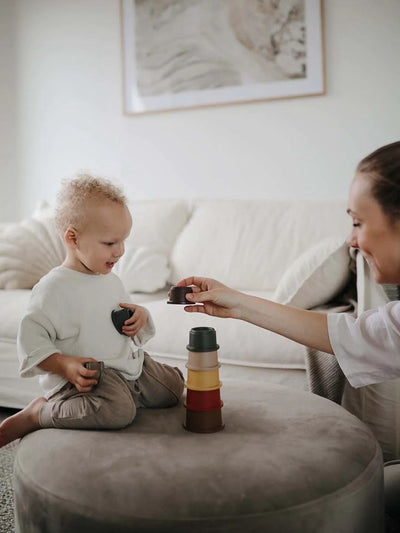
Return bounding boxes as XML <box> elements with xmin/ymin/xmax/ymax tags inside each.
<box><xmin>14</xmin><ymin>381</ymin><xmax>383</xmax><ymax>533</ymax></box>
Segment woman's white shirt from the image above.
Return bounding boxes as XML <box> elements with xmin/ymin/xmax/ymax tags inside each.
<box><xmin>328</xmin><ymin>301</ymin><xmax>400</xmax><ymax>388</ymax></box>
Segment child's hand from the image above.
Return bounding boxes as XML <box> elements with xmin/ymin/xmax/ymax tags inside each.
<box><xmin>60</xmin><ymin>356</ymin><xmax>100</xmax><ymax>393</ymax></box>
<box><xmin>118</xmin><ymin>303</ymin><xmax>148</xmax><ymax>338</ymax></box>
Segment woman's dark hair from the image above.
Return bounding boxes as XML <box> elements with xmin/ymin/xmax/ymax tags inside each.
<box><xmin>357</xmin><ymin>141</ymin><xmax>400</xmax><ymax>222</ymax></box>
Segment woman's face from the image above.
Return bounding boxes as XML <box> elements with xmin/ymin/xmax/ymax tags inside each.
<box><xmin>347</xmin><ymin>172</ymin><xmax>400</xmax><ymax>284</ymax></box>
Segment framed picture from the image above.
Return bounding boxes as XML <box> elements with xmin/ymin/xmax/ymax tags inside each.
<box><xmin>121</xmin><ymin>0</ymin><xmax>325</xmax><ymax>114</ymax></box>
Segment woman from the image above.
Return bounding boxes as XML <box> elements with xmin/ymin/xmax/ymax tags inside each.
<box><xmin>177</xmin><ymin>140</ymin><xmax>400</xmax><ymax>521</ymax></box>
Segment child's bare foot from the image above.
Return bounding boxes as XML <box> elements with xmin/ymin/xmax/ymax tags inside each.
<box><xmin>0</xmin><ymin>397</ymin><xmax>47</xmax><ymax>448</ymax></box>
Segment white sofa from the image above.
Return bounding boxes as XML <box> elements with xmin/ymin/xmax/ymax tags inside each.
<box><xmin>1</xmin><ymin>198</ymin><xmax>399</xmax><ymax>459</ymax></box>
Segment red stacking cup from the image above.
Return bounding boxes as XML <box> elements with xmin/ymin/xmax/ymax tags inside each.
<box><xmin>185</xmin><ymin>388</ymin><xmax>223</xmax><ymax>412</ymax></box>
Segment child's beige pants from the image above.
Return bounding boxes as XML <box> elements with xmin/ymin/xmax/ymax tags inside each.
<box><xmin>39</xmin><ymin>353</ymin><xmax>184</xmax><ymax>429</ymax></box>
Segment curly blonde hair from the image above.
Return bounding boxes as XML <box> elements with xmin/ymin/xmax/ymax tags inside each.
<box><xmin>54</xmin><ymin>173</ymin><xmax>128</xmax><ymax>235</ymax></box>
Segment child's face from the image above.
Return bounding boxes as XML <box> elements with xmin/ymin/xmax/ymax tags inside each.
<box><xmin>66</xmin><ymin>200</ymin><xmax>132</xmax><ymax>275</ymax></box>
<box><xmin>347</xmin><ymin>172</ymin><xmax>400</xmax><ymax>284</ymax></box>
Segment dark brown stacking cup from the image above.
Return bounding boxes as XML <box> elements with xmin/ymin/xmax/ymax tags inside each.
<box><xmin>183</xmin><ymin>407</ymin><xmax>224</xmax><ymax>433</ymax></box>
<box><xmin>184</xmin><ymin>327</ymin><xmax>224</xmax><ymax>433</ymax></box>
<box><xmin>167</xmin><ymin>286</ymin><xmax>193</xmax><ymax>304</ymax></box>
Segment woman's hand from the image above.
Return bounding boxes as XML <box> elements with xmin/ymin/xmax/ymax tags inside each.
<box><xmin>176</xmin><ymin>277</ymin><xmax>245</xmax><ymax>319</ymax></box>
<box><xmin>118</xmin><ymin>303</ymin><xmax>148</xmax><ymax>337</ymax></box>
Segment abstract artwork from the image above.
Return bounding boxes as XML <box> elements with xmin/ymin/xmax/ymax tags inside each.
<box><xmin>121</xmin><ymin>0</ymin><xmax>324</xmax><ymax>113</ymax></box>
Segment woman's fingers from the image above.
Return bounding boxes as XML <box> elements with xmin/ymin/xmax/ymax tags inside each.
<box><xmin>184</xmin><ymin>304</ymin><xmax>206</xmax><ymax>313</ymax></box>
<box><xmin>177</xmin><ymin>276</ymin><xmax>217</xmax><ymax>291</ymax></box>
<box><xmin>185</xmin><ymin>291</ymin><xmax>212</xmax><ymax>303</ymax></box>
<box><xmin>176</xmin><ymin>276</ymin><xmax>197</xmax><ymax>287</ymax></box>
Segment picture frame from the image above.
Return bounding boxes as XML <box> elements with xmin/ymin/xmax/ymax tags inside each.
<box><xmin>121</xmin><ymin>0</ymin><xmax>325</xmax><ymax>114</ymax></box>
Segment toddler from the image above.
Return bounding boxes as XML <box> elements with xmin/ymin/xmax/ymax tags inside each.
<box><xmin>0</xmin><ymin>174</ymin><xmax>184</xmax><ymax>447</ymax></box>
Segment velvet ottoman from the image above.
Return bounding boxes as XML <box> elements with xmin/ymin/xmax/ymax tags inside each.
<box><xmin>13</xmin><ymin>381</ymin><xmax>383</xmax><ymax>532</ymax></box>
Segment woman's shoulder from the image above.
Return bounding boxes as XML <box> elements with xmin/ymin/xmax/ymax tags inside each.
<box><xmin>365</xmin><ymin>300</ymin><xmax>400</xmax><ymax>329</ymax></box>
<box><xmin>383</xmin><ymin>300</ymin><xmax>400</xmax><ymax>316</ymax></box>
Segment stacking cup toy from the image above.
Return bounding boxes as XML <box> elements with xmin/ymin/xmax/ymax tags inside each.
<box><xmin>167</xmin><ymin>286</ymin><xmax>193</xmax><ymax>304</ymax></box>
<box><xmin>185</xmin><ymin>388</ymin><xmax>223</xmax><ymax>411</ymax></box>
<box><xmin>185</xmin><ymin>368</ymin><xmax>221</xmax><ymax>391</ymax></box>
<box><xmin>186</xmin><ymin>327</ymin><xmax>219</xmax><ymax>352</ymax></box>
<box><xmin>111</xmin><ymin>308</ymin><xmax>134</xmax><ymax>334</ymax></box>
<box><xmin>186</xmin><ymin>350</ymin><xmax>219</xmax><ymax>370</ymax></box>
<box><xmin>184</xmin><ymin>407</ymin><xmax>223</xmax><ymax>433</ymax></box>
<box><xmin>183</xmin><ymin>327</ymin><xmax>224</xmax><ymax>433</ymax></box>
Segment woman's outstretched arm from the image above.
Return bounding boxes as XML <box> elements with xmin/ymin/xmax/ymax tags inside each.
<box><xmin>177</xmin><ymin>276</ymin><xmax>334</xmax><ymax>355</ymax></box>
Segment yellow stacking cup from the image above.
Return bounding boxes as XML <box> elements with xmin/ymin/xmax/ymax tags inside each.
<box><xmin>185</xmin><ymin>366</ymin><xmax>221</xmax><ymax>391</ymax></box>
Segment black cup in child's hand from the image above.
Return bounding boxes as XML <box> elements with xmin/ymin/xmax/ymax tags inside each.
<box><xmin>84</xmin><ymin>361</ymin><xmax>104</xmax><ymax>382</ymax></box>
<box><xmin>111</xmin><ymin>308</ymin><xmax>134</xmax><ymax>334</ymax></box>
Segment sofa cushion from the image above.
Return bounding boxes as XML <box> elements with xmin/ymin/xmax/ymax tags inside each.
<box><xmin>0</xmin><ymin>215</ymin><xmax>65</xmax><ymax>289</ymax></box>
<box><xmin>127</xmin><ymin>199</ymin><xmax>190</xmax><ymax>254</ymax></box>
<box><xmin>114</xmin><ymin>246</ymin><xmax>170</xmax><ymax>293</ymax></box>
<box><xmin>273</xmin><ymin>237</ymin><xmax>351</xmax><ymax>309</ymax></box>
<box><xmin>168</xmin><ymin>200</ymin><xmax>350</xmax><ymax>290</ymax></box>
<box><xmin>0</xmin><ymin>290</ymin><xmax>31</xmax><ymax>339</ymax></box>
<box><xmin>120</xmin><ymin>199</ymin><xmax>190</xmax><ymax>291</ymax></box>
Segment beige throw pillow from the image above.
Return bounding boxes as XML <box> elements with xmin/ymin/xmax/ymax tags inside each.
<box><xmin>273</xmin><ymin>237</ymin><xmax>351</xmax><ymax>309</ymax></box>
<box><xmin>114</xmin><ymin>246</ymin><xmax>170</xmax><ymax>293</ymax></box>
<box><xmin>0</xmin><ymin>215</ymin><xmax>65</xmax><ymax>289</ymax></box>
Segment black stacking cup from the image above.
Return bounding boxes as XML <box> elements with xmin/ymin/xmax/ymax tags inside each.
<box><xmin>167</xmin><ymin>285</ymin><xmax>194</xmax><ymax>304</ymax></box>
<box><xmin>186</xmin><ymin>327</ymin><xmax>219</xmax><ymax>352</ymax></box>
<box><xmin>111</xmin><ymin>308</ymin><xmax>134</xmax><ymax>334</ymax></box>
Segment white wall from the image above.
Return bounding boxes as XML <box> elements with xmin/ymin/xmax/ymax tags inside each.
<box><xmin>1</xmin><ymin>0</ymin><xmax>400</xmax><ymax>221</ymax></box>
<box><xmin>0</xmin><ymin>1</ymin><xmax>19</xmax><ymax>221</ymax></box>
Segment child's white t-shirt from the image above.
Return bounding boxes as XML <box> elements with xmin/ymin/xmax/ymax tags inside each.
<box><xmin>328</xmin><ymin>301</ymin><xmax>400</xmax><ymax>388</ymax></box>
<box><xmin>17</xmin><ymin>265</ymin><xmax>155</xmax><ymax>398</ymax></box>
